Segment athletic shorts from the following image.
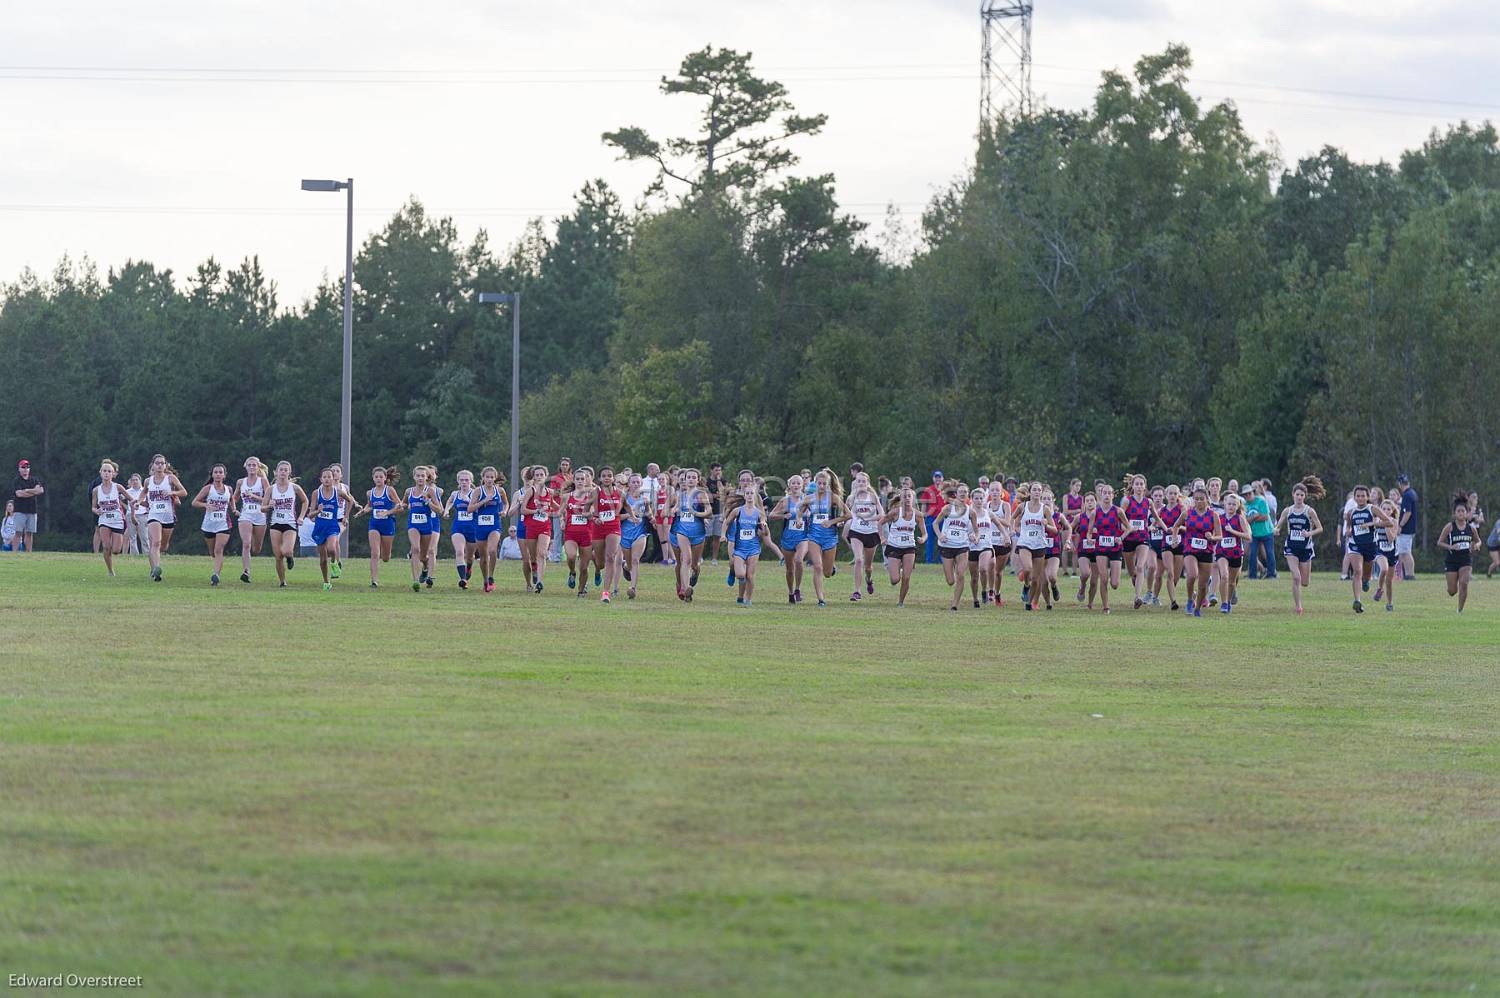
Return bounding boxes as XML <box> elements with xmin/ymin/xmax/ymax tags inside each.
<box><xmin>369</xmin><ymin>518</ymin><xmax>396</xmax><ymax>538</ymax></box>
<box><xmin>781</xmin><ymin>529</ymin><xmax>807</xmax><ymax>549</ymax></box>
<box><xmin>993</xmin><ymin>545</ymin><xmax>1011</xmax><ymax>557</ymax></box>
<box><xmin>239</xmin><ymin>509</ymin><xmax>266</xmax><ymax>527</ymax></box>
<box><xmin>967</xmin><ymin>548</ymin><xmax>987</xmax><ymax>562</ymax></box>
<box><xmin>525</xmin><ymin>515</ymin><xmax>550</xmax><ymax>536</ymax></box>
<box><xmin>1377</xmin><ymin>548</ymin><xmax>1396</xmax><ymax>563</ymax></box>
<box><xmin>809</xmin><ymin>531</ymin><xmax>838</xmax><ymax>552</ymax></box>
<box><xmin>148</xmin><ymin>517</ymin><xmax>176</xmax><ymax>529</ymax></box>
<box><xmin>1123</xmin><ymin>539</ymin><xmax>1148</xmax><ymax>553</ymax></box>
<box><xmin>1217</xmin><ymin>554</ymin><xmax>1243</xmax><ymax>569</ymax></box>
<box><xmin>563</xmin><ymin>525</ymin><xmax>593</xmax><ymax>548</ymax></box>
<box><xmin>1396</xmin><ymin>534</ymin><xmax>1414</xmax><ymax>556</ymax></box>
<box><xmin>1149</xmin><ymin>539</ymin><xmax>1164</xmax><ymax>555</ymax></box>
<box><xmin>516</xmin><ymin>518</ymin><xmax>527</xmax><ymax>540</ymax></box>
<box><xmin>407</xmin><ymin>517</ymin><xmax>437</xmax><ymax>536</ymax></box>
<box><xmin>12</xmin><ymin>513</ymin><xmax>38</xmax><ymax>533</ymax></box>
<box><xmin>98</xmin><ymin>524</ymin><xmax>125</xmax><ymax>535</ymax></box>
<box><xmin>1284</xmin><ymin>544</ymin><xmax>1313</xmax><ymax>562</ymax></box>
<box><xmin>938</xmin><ymin>545</ymin><xmax>967</xmax><ymax>561</ymax></box>
<box><xmin>201</xmin><ymin>529</ymin><xmax>229</xmax><ymax>540</ymax></box>
<box><xmin>885</xmin><ymin>545</ymin><xmax>915</xmax><ymax>560</ymax></box>
<box><xmin>620</xmin><ymin>524</ymin><xmax>646</xmax><ymax>547</ymax></box>
<box><xmin>850</xmin><ymin>530</ymin><xmax>881</xmax><ymax>549</ymax></box>
<box><xmin>591</xmin><ymin>522</ymin><xmax>621</xmax><ymax>543</ymax></box>
<box><xmin>311</xmin><ymin>521</ymin><xmax>340</xmax><ymax>545</ymax></box>
<box><xmin>1186</xmin><ymin>551</ymin><xmax>1214</xmax><ymax>565</ymax></box>
<box><xmin>1080</xmin><ymin>546</ymin><xmax>1096</xmax><ymax>559</ymax></box>
<box><xmin>452</xmin><ymin>518</ymin><xmax>477</xmax><ymax>544</ymax></box>
<box><xmin>1094</xmin><ymin>550</ymin><xmax>1122</xmax><ymax>563</ymax></box>
<box><xmin>732</xmin><ymin>540</ymin><xmax>762</xmax><ymax>560</ymax></box>
<box><xmin>269</xmin><ymin>522</ymin><xmax>295</xmax><ymax>534</ymax></box>
<box><xmin>1020</xmin><ymin>544</ymin><xmax>1048</xmax><ymax>557</ymax></box>
<box><xmin>1350</xmin><ymin>545</ymin><xmax>1376</xmax><ymax>564</ymax></box>
<box><xmin>1446</xmin><ymin>554</ymin><xmax>1472</xmax><ymax>572</ymax></box>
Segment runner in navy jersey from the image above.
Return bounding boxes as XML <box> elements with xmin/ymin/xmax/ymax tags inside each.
<box><xmin>1272</xmin><ymin>476</ymin><xmax>1325</xmax><ymax>615</ymax></box>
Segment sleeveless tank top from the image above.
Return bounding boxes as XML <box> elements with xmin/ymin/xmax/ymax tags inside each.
<box><xmin>97</xmin><ymin>482</ymin><xmax>125</xmax><ymax>528</ymax></box>
<box><xmin>202</xmin><ymin>483</ymin><xmax>231</xmax><ymax>532</ymax></box>
<box><xmin>269</xmin><ymin>482</ymin><xmax>297</xmax><ymax>525</ymax></box>
<box><xmin>887</xmin><ymin>509</ymin><xmax>918</xmax><ymax>548</ymax></box>
<box><xmin>146</xmin><ymin>474</ymin><xmax>176</xmax><ymax>522</ymax></box>
<box><xmin>239</xmin><ymin>477</ymin><xmax>266</xmax><ymax>517</ymax></box>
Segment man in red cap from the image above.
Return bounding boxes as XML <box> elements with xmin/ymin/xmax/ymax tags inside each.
<box><xmin>9</xmin><ymin>460</ymin><xmax>44</xmax><ymax>552</ymax></box>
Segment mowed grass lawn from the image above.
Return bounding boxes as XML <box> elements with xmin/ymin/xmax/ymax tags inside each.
<box><xmin>2</xmin><ymin>552</ymin><xmax>1498</xmax><ymax>996</ymax></box>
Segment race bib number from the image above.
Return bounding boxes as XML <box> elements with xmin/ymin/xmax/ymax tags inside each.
<box><xmin>409</xmin><ymin>513</ymin><xmax>428</xmax><ymax>525</ymax></box>
<box><xmin>1129</xmin><ymin>519</ymin><xmax>1146</xmax><ymax>531</ymax></box>
<box><xmin>151</xmin><ymin>499</ymin><xmax>170</xmax><ymax>514</ymax></box>
<box><xmin>1099</xmin><ymin>535</ymin><xmax>1118</xmax><ymax>548</ymax></box>
<box><xmin>1190</xmin><ymin>537</ymin><xmax>1208</xmax><ymax>550</ymax></box>
<box><xmin>738</xmin><ymin>527</ymin><xmax>755</xmax><ymax>541</ymax></box>
<box><xmin>243</xmin><ymin>500</ymin><xmax>260</xmax><ymax>512</ymax></box>
<box><xmin>1354</xmin><ymin>525</ymin><xmax>1369</xmax><ymax>536</ymax></box>
<box><xmin>812</xmin><ymin>514</ymin><xmax>829</xmax><ymax>525</ymax></box>
<box><xmin>598</xmin><ymin>510</ymin><xmax>616</xmax><ymax>522</ymax></box>
<box><xmin>1289</xmin><ymin>529</ymin><xmax>1305</xmax><ymax>542</ymax></box>
<box><xmin>789</xmin><ymin>517</ymin><xmax>805</xmax><ymax>531</ymax></box>
<box><xmin>374</xmin><ymin>508</ymin><xmax>387</xmax><ymax>519</ymax></box>
<box><xmin>681</xmin><ymin>514</ymin><xmax>697</xmax><ymax>524</ymax></box>
<box><xmin>532</xmin><ymin>512</ymin><xmax>548</xmax><ymax>522</ymax></box>
<box><xmin>570</xmin><ymin>514</ymin><xmax>588</xmax><ymax>526</ymax></box>
<box><xmin>1453</xmin><ymin>537</ymin><xmax>1470</xmax><ymax>550</ymax></box>
<box><xmin>477</xmin><ymin>514</ymin><xmax>495</xmax><ymax>526</ymax></box>
<box><xmin>1149</xmin><ymin>530</ymin><xmax>1163</xmax><ymax>541</ymax></box>
<box><xmin>455</xmin><ymin>511</ymin><xmax>472</xmax><ymax>522</ymax></box>
<box><xmin>890</xmin><ymin>530</ymin><xmax>912</xmax><ymax>546</ymax></box>
<box><xmin>318</xmin><ymin>510</ymin><xmax>334</xmax><ymax>520</ymax></box>
<box><xmin>1222</xmin><ymin>538</ymin><xmax>1238</xmax><ymax>549</ymax></box>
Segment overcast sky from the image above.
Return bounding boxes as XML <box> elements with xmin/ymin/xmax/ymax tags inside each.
<box><xmin>4</xmin><ymin>0</ymin><xmax>1497</xmax><ymax>303</ymax></box>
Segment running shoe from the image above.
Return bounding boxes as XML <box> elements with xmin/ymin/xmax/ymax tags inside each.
<box><xmin>240</xmin><ymin>572</ymin><xmax>251</xmax><ymax>584</ymax></box>
<box><xmin>852</xmin><ymin>592</ymin><xmax>862</xmax><ymax>602</ymax></box>
<box><xmin>424</xmin><ymin>576</ymin><xmax>433</xmax><ymax>589</ymax></box>
<box><xmin>1193</xmin><ymin>606</ymin><xmax>1202</xmax><ymax>617</ymax></box>
<box><xmin>1170</xmin><ymin>601</ymin><xmax>1180</xmax><ymax>611</ymax></box>
<box><xmin>595</xmin><ymin>570</ymin><xmax>602</xmax><ymax>588</ymax></box>
<box><xmin>459</xmin><ymin>578</ymin><xmax>468</xmax><ymax>590</ymax></box>
<box><xmin>279</xmin><ymin>581</ymin><xmax>288</xmax><ymax>589</ymax></box>
<box><xmin>1024</xmin><ymin>602</ymin><xmax>1033</xmax><ymax>611</ymax></box>
<box><xmin>690</xmin><ymin>569</ymin><xmax>700</xmax><ymax>588</ymax></box>
<box><xmin>211</xmin><ymin>574</ymin><xmax>220</xmax><ymax>587</ymax></box>
<box><xmin>601</xmin><ymin>592</ymin><xmax>611</xmax><ymax>604</ymax></box>
<box><xmin>1208</xmin><ymin>593</ymin><xmax>1217</xmax><ymax>606</ymax></box>
<box><xmin>623</xmin><ymin>566</ymin><xmax>632</xmax><ymax>582</ymax></box>
<box><xmin>151</xmin><ymin>566</ymin><xmax>162</xmax><ymax>582</ymax></box>
<box><xmin>331</xmin><ymin>561</ymin><xmax>341</xmax><ymax>580</ymax></box>
<box><xmin>830</xmin><ymin>566</ymin><xmax>838</xmax><ymax>577</ymax></box>
<box><xmin>412</xmin><ymin>581</ymin><xmax>421</xmax><ymax>592</ymax></box>
<box><xmin>793</xmin><ymin>588</ymin><xmax>803</xmax><ymax>603</ymax></box>
<box><xmin>1362</xmin><ymin>578</ymin><xmax>1370</xmax><ymax>593</ymax></box>
<box><xmin>684</xmin><ymin>587</ymin><xmax>693</xmax><ymax>602</ymax></box>
<box><xmin>370</xmin><ymin>581</ymin><xmax>379</xmax><ymax>588</ymax></box>
<box><xmin>568</xmin><ymin>572</ymin><xmax>576</xmax><ymax>589</ymax></box>
<box><xmin>736</xmin><ymin>596</ymin><xmax>744</xmax><ymax>605</ymax></box>
<box><xmin>1353</xmin><ymin>599</ymin><xmax>1364</xmax><ymax>613</ymax></box>
<box><xmin>896</xmin><ymin>600</ymin><xmax>905</xmax><ymax>607</ymax></box>
<box><xmin>1102</xmin><ymin>607</ymin><xmax>1110</xmax><ymax>614</ymax></box>
<box><xmin>866</xmin><ymin>577</ymin><xmax>874</xmax><ymax>595</ymax></box>
<box><xmin>727</xmin><ymin>568</ymin><xmax>736</xmax><ymax>587</ymax></box>
<box><xmin>323</xmin><ymin>582</ymin><xmax>333</xmax><ymax>592</ymax></box>
<box><xmin>1021</xmin><ymin>584</ymin><xmax>1030</xmax><ymax>604</ymax></box>
<box><xmin>1221</xmin><ymin>604</ymin><xmax>1231</xmax><ymax>614</ymax></box>
<box><xmin>627</xmin><ymin>587</ymin><xmax>636</xmax><ymax>599</ymax></box>
<box><xmin>420</xmin><ymin>569</ymin><xmax>429</xmax><ymax>585</ymax></box>
<box><xmin>950</xmin><ymin>605</ymin><xmax>958</xmax><ymax>612</ymax></box>
<box><xmin>788</xmin><ymin>593</ymin><xmax>797</xmax><ymax>605</ymax></box>
<box><xmin>534</xmin><ymin>580</ymin><xmax>544</xmax><ymax>593</ymax></box>
<box><xmin>1050</xmin><ymin>581</ymin><xmax>1060</xmax><ymax>601</ymax></box>
<box><xmin>972</xmin><ymin>599</ymin><xmax>980</xmax><ymax>608</ymax></box>
<box><xmin>817</xmin><ymin>599</ymin><xmax>827</xmax><ymax>608</ymax></box>
<box><xmin>1133</xmin><ymin>598</ymin><xmax>1142</xmax><ymax>610</ymax></box>
<box><xmin>1386</xmin><ymin>603</ymin><xmax>1393</xmax><ymax>612</ymax></box>
<box><xmin>1185</xmin><ymin>600</ymin><xmax>1195</xmax><ymax>616</ymax></box>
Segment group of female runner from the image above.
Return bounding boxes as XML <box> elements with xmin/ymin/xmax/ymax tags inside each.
<box><xmin>86</xmin><ymin>457</ymin><xmax>1484</xmax><ymax>614</ymax></box>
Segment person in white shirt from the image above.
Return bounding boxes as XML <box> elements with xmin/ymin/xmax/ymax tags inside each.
<box><xmin>1261</xmin><ymin>478</ymin><xmax>1278</xmax><ymax>520</ymax></box>
<box><xmin>500</xmin><ymin>525</ymin><xmax>523</xmax><ymax>560</ymax></box>
<box><xmin>1</xmin><ymin>500</ymin><xmax>15</xmax><ymax>551</ymax></box>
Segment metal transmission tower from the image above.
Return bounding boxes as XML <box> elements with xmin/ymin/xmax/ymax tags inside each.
<box><xmin>980</xmin><ymin>1</ymin><xmax>1034</xmax><ymax>122</ymax></box>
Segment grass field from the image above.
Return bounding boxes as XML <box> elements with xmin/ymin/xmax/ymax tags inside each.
<box><xmin>2</xmin><ymin>552</ymin><xmax>1498</xmax><ymax>996</ymax></box>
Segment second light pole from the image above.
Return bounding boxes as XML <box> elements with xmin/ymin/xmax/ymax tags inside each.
<box><xmin>478</xmin><ymin>291</ymin><xmax>521</xmax><ymax>494</ymax></box>
<box><xmin>301</xmin><ymin>176</ymin><xmax>355</xmax><ymax>559</ymax></box>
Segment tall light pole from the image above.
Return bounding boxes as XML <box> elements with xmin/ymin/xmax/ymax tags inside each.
<box><xmin>301</xmin><ymin>177</ymin><xmax>355</xmax><ymax>558</ymax></box>
<box><xmin>478</xmin><ymin>291</ymin><xmax>521</xmax><ymax>493</ymax></box>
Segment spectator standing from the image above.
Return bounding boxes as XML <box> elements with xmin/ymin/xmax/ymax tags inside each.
<box><xmin>1261</xmin><ymin>478</ymin><xmax>1278</xmax><ymax>520</ymax></box>
<box><xmin>705</xmin><ymin>463</ymin><xmax>726</xmax><ymax>565</ymax></box>
<box><xmin>8</xmin><ymin>460</ymin><xmax>44</xmax><ymax>552</ymax></box>
<box><xmin>1397</xmin><ymin>473</ymin><xmax>1418</xmax><ymax>580</ymax></box>
<box><xmin>1</xmin><ymin>500</ymin><xmax>14</xmax><ymax>551</ymax></box>
<box><xmin>919</xmin><ymin>471</ymin><xmax>945</xmax><ymax>564</ymax></box>
<box><xmin>639</xmin><ymin>463</ymin><xmax>662</xmax><ymax>563</ymax></box>
<box><xmin>1245</xmin><ymin>482</ymin><xmax>1276</xmax><ymax>579</ymax></box>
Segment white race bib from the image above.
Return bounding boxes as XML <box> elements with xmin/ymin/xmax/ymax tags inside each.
<box><xmin>812</xmin><ymin>513</ymin><xmax>829</xmax><ymax>525</ymax></box>
<box><xmin>598</xmin><ymin>510</ymin><xmax>616</xmax><ymax>522</ymax></box>
<box><xmin>570</xmin><ymin>514</ymin><xmax>587</xmax><ymax>526</ymax></box>
<box><xmin>681</xmin><ymin>514</ymin><xmax>697</xmax><ymax>524</ymax></box>
<box><xmin>477</xmin><ymin>514</ymin><xmax>495</xmax><ymax>526</ymax></box>
<box><xmin>1289</xmin><ymin>530</ymin><xmax>1305</xmax><ymax>542</ymax></box>
<box><xmin>738</xmin><ymin>526</ymin><xmax>755</xmax><ymax>541</ymax></box>
<box><xmin>1129</xmin><ymin>519</ymin><xmax>1146</xmax><ymax>531</ymax></box>
<box><xmin>409</xmin><ymin>513</ymin><xmax>428</xmax><ymax>525</ymax></box>
<box><xmin>889</xmin><ymin>529</ymin><xmax>913</xmax><ymax>546</ymax></box>
<box><xmin>457</xmin><ymin>511</ymin><xmax>473</xmax><ymax>522</ymax></box>
<box><xmin>532</xmin><ymin>512</ymin><xmax>548</xmax><ymax>522</ymax></box>
<box><xmin>1190</xmin><ymin>537</ymin><xmax>1208</xmax><ymax>550</ymax></box>
<box><xmin>1099</xmin><ymin>535</ymin><xmax>1119</xmax><ymax>548</ymax></box>
<box><xmin>1354</xmin><ymin>525</ymin><xmax>1369</xmax><ymax>536</ymax></box>
<box><xmin>374</xmin><ymin>508</ymin><xmax>387</xmax><ymax>519</ymax></box>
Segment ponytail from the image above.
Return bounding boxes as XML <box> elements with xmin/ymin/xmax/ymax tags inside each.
<box><xmin>1297</xmin><ymin>475</ymin><xmax>1326</xmax><ymax>501</ymax></box>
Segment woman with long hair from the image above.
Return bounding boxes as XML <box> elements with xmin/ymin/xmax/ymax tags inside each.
<box><xmin>1074</xmin><ymin>492</ymin><xmax>1099</xmax><ymax>609</ymax></box>
<box><xmin>986</xmin><ymin>481</ymin><xmax>1013</xmax><ymax>607</ymax></box>
<box><xmin>1214</xmin><ymin>492</ymin><xmax>1252</xmax><ymax>613</ymax></box>
<box><xmin>721</xmin><ymin>469</ymin><xmax>774</xmax><ymax>606</ymax></box>
<box><xmin>559</xmin><ymin>466</ymin><xmax>597</xmax><ymax>597</ymax></box>
<box><xmin>305</xmin><ymin>466</ymin><xmax>348</xmax><ymax>591</ymax></box>
<box><xmin>1372</xmin><ymin>497</ymin><xmax>1402</xmax><ymax>612</ymax></box>
<box><xmin>472</xmin><ymin>466</ymin><xmax>507</xmax><ymax>594</ymax></box>
<box><xmin>1011</xmin><ymin>483</ymin><xmax>1054</xmax><ymax>611</ymax></box>
<box><xmin>266</xmin><ymin>461</ymin><xmax>307</xmax><ymax>588</ymax></box>
<box><xmin>880</xmin><ymin>487</ymin><xmax>926</xmax><ymax>607</ymax></box>
<box><xmin>1173</xmin><ymin>485</ymin><xmax>1222</xmax><ymax>617</ymax></box>
<box><xmin>801</xmin><ymin>469</ymin><xmax>850</xmax><ymax>609</ymax></box>
<box><xmin>1086</xmin><ymin>483</ymin><xmax>1125</xmax><ymax>614</ymax></box>
<box><xmin>768</xmin><ymin>473</ymin><xmax>809</xmax><ymax>604</ymax></box>
<box><xmin>1062</xmin><ymin>478</ymin><xmax>1085</xmax><ymax>577</ymax></box>
<box><xmin>1341</xmin><ymin>484</ymin><xmax>1397</xmax><ymax>614</ymax></box>
<box><xmin>1151</xmin><ymin>484</ymin><xmax>1186</xmax><ymax>611</ymax></box>
<box><xmin>1438</xmin><ymin>493</ymin><xmax>1481</xmax><ymax>613</ymax></box>
<box><xmin>619</xmin><ymin>472</ymin><xmax>652</xmax><ymax>600</ymax></box>
<box><xmin>91</xmin><ymin>459</ymin><xmax>126</xmax><ymax>576</ymax></box>
<box><xmin>1120</xmin><ymin>474</ymin><xmax>1154</xmax><ymax>609</ymax></box>
<box><xmin>845</xmin><ymin>472</ymin><xmax>884</xmax><ymax>602</ymax></box>
<box><xmin>441</xmin><ymin>469</ymin><xmax>477</xmax><ymax>589</ymax></box>
<box><xmin>191</xmin><ymin>463</ymin><xmax>234</xmax><ymax>586</ymax></box>
<box><xmin>935</xmin><ymin>483</ymin><xmax>977</xmax><ymax>612</ymax></box>
<box><xmin>1273</xmin><ymin>476</ymin><xmax>1325</xmax><ymax>615</ymax></box>
<box><xmin>142</xmin><ymin>454</ymin><xmax>187</xmax><ymax>582</ymax></box>
<box><xmin>591</xmin><ymin>466</ymin><xmax>624</xmax><ymax>603</ymax></box>
<box><xmin>670</xmin><ymin>468</ymin><xmax>715</xmax><ymax>602</ymax></box>
<box><xmin>967</xmin><ymin>487</ymin><xmax>996</xmax><ymax>608</ymax></box>
<box><xmin>405</xmin><ymin>465</ymin><xmax>440</xmax><ymax>592</ymax></box>
<box><xmin>328</xmin><ymin>463</ymin><xmax>361</xmax><ymax>580</ymax></box>
<box><xmin>232</xmin><ymin>457</ymin><xmax>270</xmax><ymax>583</ymax></box>
<box><xmin>358</xmin><ymin>465</ymin><xmax>403</xmax><ymax>588</ymax></box>
<box><xmin>518</xmin><ymin>465</ymin><xmax>556</xmax><ymax>593</ymax></box>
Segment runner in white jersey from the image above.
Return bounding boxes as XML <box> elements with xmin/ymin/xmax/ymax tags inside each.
<box><xmin>1010</xmin><ymin>484</ymin><xmax>1055</xmax><ymax>611</ymax></box>
<box><xmin>936</xmin><ymin>484</ymin><xmax>977</xmax><ymax>612</ymax></box>
<box><xmin>90</xmin><ymin>459</ymin><xmax>126</xmax><ymax>577</ymax></box>
<box><xmin>845</xmin><ymin>472</ymin><xmax>883</xmax><ymax>602</ymax></box>
<box><xmin>233</xmin><ymin>457</ymin><xmax>270</xmax><ymax>584</ymax></box>
<box><xmin>880</xmin><ymin>488</ymin><xmax>926</xmax><ymax>606</ymax></box>
<box><xmin>266</xmin><ymin>461</ymin><xmax>308</xmax><ymax>588</ymax></box>
<box><xmin>986</xmin><ymin>482</ymin><xmax>1013</xmax><ymax>607</ymax></box>
<box><xmin>141</xmin><ymin>453</ymin><xmax>187</xmax><ymax>583</ymax></box>
<box><xmin>191</xmin><ymin>463</ymin><xmax>234</xmax><ymax>586</ymax></box>
<box><xmin>967</xmin><ymin>499</ymin><xmax>995</xmax><ymax>608</ymax></box>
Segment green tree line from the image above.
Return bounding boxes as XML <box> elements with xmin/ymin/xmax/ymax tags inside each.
<box><xmin>3</xmin><ymin>45</ymin><xmax>1497</xmax><ymax>554</ymax></box>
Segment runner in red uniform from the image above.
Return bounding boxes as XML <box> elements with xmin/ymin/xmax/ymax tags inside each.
<box><xmin>1121</xmin><ymin>474</ymin><xmax>1154</xmax><ymax>609</ymax></box>
<box><xmin>561</xmin><ymin>467</ymin><xmax>597</xmax><ymax>596</ymax></box>
<box><xmin>591</xmin><ymin>466</ymin><xmax>624</xmax><ymax>603</ymax></box>
<box><xmin>519</xmin><ymin>465</ymin><xmax>556</xmax><ymax>593</ymax></box>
